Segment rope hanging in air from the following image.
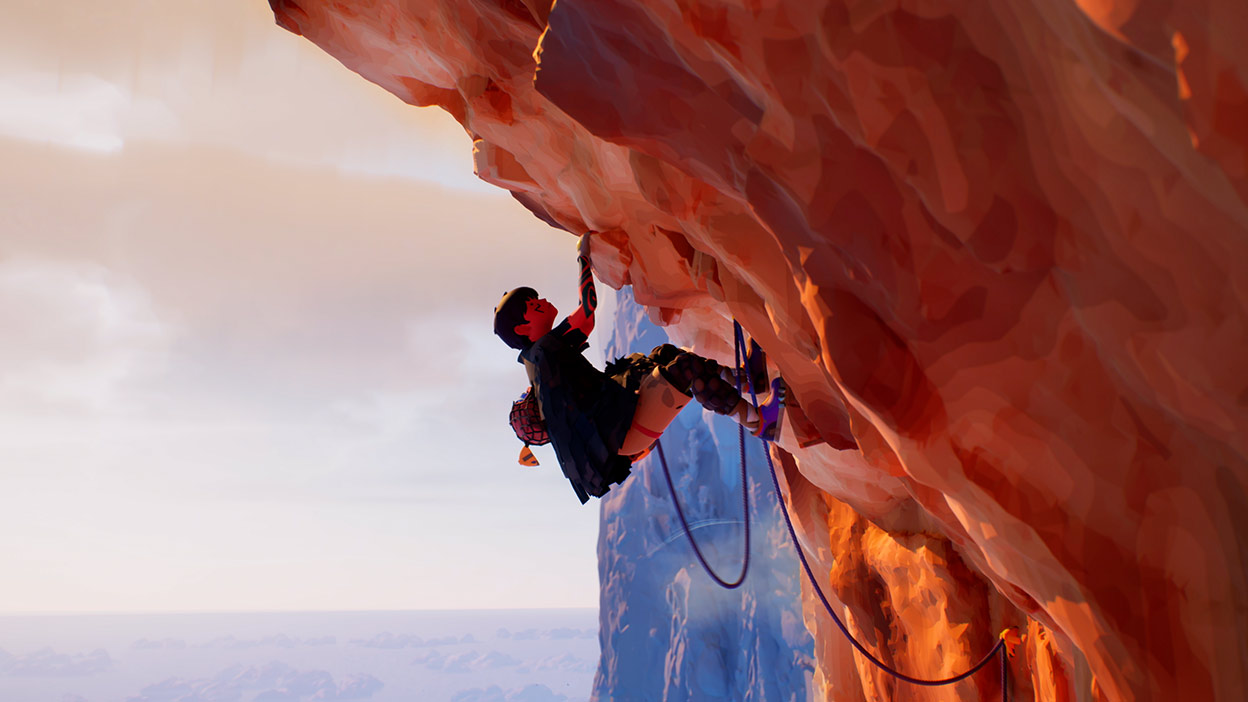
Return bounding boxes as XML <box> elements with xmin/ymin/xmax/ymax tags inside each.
<box><xmin>654</xmin><ymin>320</ymin><xmax>752</xmax><ymax>589</ymax></box>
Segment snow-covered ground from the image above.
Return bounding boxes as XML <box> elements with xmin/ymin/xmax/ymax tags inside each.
<box><xmin>0</xmin><ymin>609</ymin><xmax>598</xmax><ymax>702</ymax></box>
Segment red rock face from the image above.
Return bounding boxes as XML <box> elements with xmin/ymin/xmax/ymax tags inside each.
<box><xmin>269</xmin><ymin>0</ymin><xmax>1247</xmax><ymax>699</ymax></box>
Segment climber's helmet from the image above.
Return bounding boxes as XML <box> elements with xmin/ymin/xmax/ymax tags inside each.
<box><xmin>494</xmin><ymin>287</ymin><xmax>559</xmax><ymax>350</ymax></box>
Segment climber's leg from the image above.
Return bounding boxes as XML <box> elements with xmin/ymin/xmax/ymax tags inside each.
<box><xmin>618</xmin><ymin>345</ymin><xmax>785</xmax><ymax>455</ymax></box>
<box><xmin>655</xmin><ymin>346</ymin><xmax>785</xmax><ymax>438</ymax></box>
<box><xmin>619</xmin><ymin>367</ymin><xmax>692</xmax><ymax>456</ymax></box>
<box><xmin>620</xmin><ymin>343</ymin><xmax>734</xmax><ymax>455</ymax></box>
<box><xmin>658</xmin><ymin>348</ymin><xmax>741</xmax><ymax>414</ymax></box>
<box><xmin>718</xmin><ymin>366</ymin><xmax>751</xmax><ymax>391</ymax></box>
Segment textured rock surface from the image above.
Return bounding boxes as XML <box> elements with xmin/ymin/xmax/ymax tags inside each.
<box><xmin>269</xmin><ymin>0</ymin><xmax>1248</xmax><ymax>700</ymax></box>
<box><xmin>594</xmin><ymin>287</ymin><xmax>812</xmax><ymax>701</ymax></box>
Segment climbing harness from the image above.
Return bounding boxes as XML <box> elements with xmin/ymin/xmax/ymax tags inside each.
<box><xmin>655</xmin><ymin>320</ymin><xmax>1013</xmax><ymax>700</ymax></box>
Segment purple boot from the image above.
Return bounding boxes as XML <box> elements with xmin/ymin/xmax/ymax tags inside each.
<box><xmin>753</xmin><ymin>377</ymin><xmax>786</xmax><ymax>441</ymax></box>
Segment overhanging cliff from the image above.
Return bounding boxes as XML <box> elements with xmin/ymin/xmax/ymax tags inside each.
<box><xmin>267</xmin><ymin>0</ymin><xmax>1248</xmax><ymax>699</ymax></box>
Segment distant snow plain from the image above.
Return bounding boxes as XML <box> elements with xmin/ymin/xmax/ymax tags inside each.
<box><xmin>0</xmin><ymin>610</ymin><xmax>598</xmax><ymax>702</ymax></box>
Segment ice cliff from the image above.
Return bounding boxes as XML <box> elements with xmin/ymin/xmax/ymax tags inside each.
<box><xmin>595</xmin><ymin>287</ymin><xmax>813</xmax><ymax>701</ymax></box>
<box><xmin>268</xmin><ymin>0</ymin><xmax>1247</xmax><ymax>700</ymax></box>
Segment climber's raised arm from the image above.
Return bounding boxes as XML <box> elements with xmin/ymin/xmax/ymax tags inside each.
<box><xmin>567</xmin><ymin>233</ymin><xmax>597</xmax><ymax>336</ymax></box>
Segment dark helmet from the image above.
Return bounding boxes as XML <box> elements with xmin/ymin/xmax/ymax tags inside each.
<box><xmin>493</xmin><ymin>287</ymin><xmax>539</xmax><ymax>350</ymax></box>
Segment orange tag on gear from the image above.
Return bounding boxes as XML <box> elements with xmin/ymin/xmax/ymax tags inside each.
<box><xmin>628</xmin><ymin>446</ymin><xmax>653</xmax><ymax>462</ymax></box>
<box><xmin>999</xmin><ymin>628</ymin><xmax>1023</xmax><ymax>658</ymax></box>
<box><xmin>518</xmin><ymin>446</ymin><xmax>539</xmax><ymax>466</ymax></box>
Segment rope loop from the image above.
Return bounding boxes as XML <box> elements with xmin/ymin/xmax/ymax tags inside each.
<box><xmin>655</xmin><ymin>319</ymin><xmax>1010</xmax><ymax>700</ymax></box>
<box><xmin>654</xmin><ymin>320</ymin><xmax>752</xmax><ymax>589</ymax></box>
<box><xmin>763</xmin><ymin>443</ymin><xmax>1007</xmax><ymax>689</ymax></box>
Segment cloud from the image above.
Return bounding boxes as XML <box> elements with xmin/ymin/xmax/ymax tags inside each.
<box><xmin>320</xmin><ymin>674</ymin><xmax>385</xmax><ymax>700</ymax></box>
<box><xmin>127</xmin><ymin>663</ymin><xmax>381</xmax><ymax>702</ymax></box>
<box><xmin>0</xmin><ymin>2</ymin><xmax>486</xmax><ymax>190</ymax></box>
<box><xmin>214</xmin><ymin>661</ymin><xmax>296</xmax><ymax>689</ymax></box>
<box><xmin>351</xmin><ymin>632</ymin><xmax>423</xmax><ymax>649</ymax></box>
<box><xmin>0</xmin><ymin>73</ymin><xmax>178</xmax><ymax>153</ymax></box>
<box><xmin>544</xmin><ymin>628</ymin><xmax>596</xmax><ymax>640</ymax></box>
<box><xmin>495</xmin><ymin>628</ymin><xmax>594</xmax><ymax>641</ymax></box>
<box><xmin>0</xmin><ymin>257</ymin><xmax>171</xmax><ymax>412</ymax></box>
<box><xmin>0</xmin><ymin>0</ymin><xmax>607</xmax><ymax>615</ymax></box>
<box><xmin>350</xmin><ymin>632</ymin><xmax>473</xmax><ymax>649</ymax></box>
<box><xmin>132</xmin><ymin>638</ymin><xmax>187</xmax><ymax>651</ymax></box>
<box><xmin>194</xmin><ymin>635</ymin><xmax>337</xmax><ymax>650</ymax></box>
<box><xmin>414</xmin><ymin>649</ymin><xmax>520</xmax><ymax>672</ymax></box>
<box><xmin>517</xmin><ymin>654</ymin><xmax>596</xmax><ymax>674</ymax></box>
<box><xmin>131</xmin><ymin>635</ymin><xmax>333</xmax><ymax>651</ymax></box>
<box><xmin>0</xmin><ymin>647</ymin><xmax>112</xmax><ymax>677</ymax></box>
<box><xmin>450</xmin><ymin>684</ymin><xmax>570</xmax><ymax>702</ymax></box>
<box><xmin>255</xmin><ymin>691</ymin><xmax>301</xmax><ymax>702</ymax></box>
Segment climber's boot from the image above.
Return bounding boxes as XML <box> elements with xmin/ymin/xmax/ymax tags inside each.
<box><xmin>753</xmin><ymin>377</ymin><xmax>786</xmax><ymax>441</ymax></box>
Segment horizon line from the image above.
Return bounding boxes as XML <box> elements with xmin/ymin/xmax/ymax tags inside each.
<box><xmin>0</xmin><ymin>606</ymin><xmax>599</xmax><ymax>618</ymax></box>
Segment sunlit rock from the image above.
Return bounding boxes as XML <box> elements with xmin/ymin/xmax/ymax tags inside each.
<box><xmin>270</xmin><ymin>0</ymin><xmax>1248</xmax><ymax>699</ymax></box>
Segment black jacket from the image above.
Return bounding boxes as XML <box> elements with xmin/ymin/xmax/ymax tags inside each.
<box><xmin>520</xmin><ymin>320</ymin><xmax>638</xmax><ymax>503</ymax></box>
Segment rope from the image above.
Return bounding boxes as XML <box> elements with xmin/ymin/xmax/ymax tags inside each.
<box><xmin>1002</xmin><ymin>646</ymin><xmax>1010</xmax><ymax>702</ymax></box>
<box><xmin>656</xmin><ymin>441</ymin><xmax>749</xmax><ymax>588</ymax></box>
<box><xmin>762</xmin><ymin>441</ymin><xmax>1008</xmax><ymax>691</ymax></box>
<box><xmin>654</xmin><ymin>320</ymin><xmax>752</xmax><ymax>589</ymax></box>
<box><xmin>655</xmin><ymin>319</ymin><xmax>1009</xmax><ymax>699</ymax></box>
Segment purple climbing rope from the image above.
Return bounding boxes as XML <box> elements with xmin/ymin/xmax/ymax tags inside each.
<box><xmin>654</xmin><ymin>321</ymin><xmax>752</xmax><ymax>589</ymax></box>
<box><xmin>653</xmin><ymin>319</ymin><xmax>1008</xmax><ymax>699</ymax></box>
<box><xmin>1002</xmin><ymin>645</ymin><xmax>1010</xmax><ymax>702</ymax></box>
<box><xmin>657</xmin><ymin>320</ymin><xmax>1010</xmax><ymax>699</ymax></box>
<box><xmin>760</xmin><ymin>440</ymin><xmax>1008</xmax><ymax>691</ymax></box>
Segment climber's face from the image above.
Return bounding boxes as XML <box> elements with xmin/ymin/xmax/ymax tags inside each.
<box><xmin>515</xmin><ymin>296</ymin><xmax>558</xmax><ymax>341</ymax></box>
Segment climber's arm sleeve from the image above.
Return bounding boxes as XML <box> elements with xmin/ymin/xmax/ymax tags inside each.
<box><xmin>567</xmin><ymin>237</ymin><xmax>597</xmax><ymax>336</ymax></box>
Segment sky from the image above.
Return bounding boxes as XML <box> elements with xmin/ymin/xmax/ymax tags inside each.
<box><xmin>0</xmin><ymin>0</ymin><xmax>612</xmax><ymax>613</ymax></box>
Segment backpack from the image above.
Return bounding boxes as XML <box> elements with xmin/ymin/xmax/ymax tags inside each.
<box><xmin>509</xmin><ymin>387</ymin><xmax>550</xmax><ymax>447</ymax></box>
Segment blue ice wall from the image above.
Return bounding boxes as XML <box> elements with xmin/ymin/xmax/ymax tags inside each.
<box><xmin>592</xmin><ymin>288</ymin><xmax>813</xmax><ymax>702</ymax></box>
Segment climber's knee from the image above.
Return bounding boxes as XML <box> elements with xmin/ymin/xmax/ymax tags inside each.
<box><xmin>694</xmin><ymin>375</ymin><xmax>742</xmax><ymax>415</ymax></box>
<box><xmin>649</xmin><ymin>344</ymin><xmax>682</xmax><ymax>366</ymax></box>
<box><xmin>659</xmin><ymin>350</ymin><xmax>703</xmax><ymax>395</ymax></box>
<box><xmin>621</xmin><ymin>367</ymin><xmax>692</xmax><ymax>455</ymax></box>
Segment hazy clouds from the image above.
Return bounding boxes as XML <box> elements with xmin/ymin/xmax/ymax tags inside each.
<box><xmin>0</xmin><ymin>257</ymin><xmax>171</xmax><ymax>412</ymax></box>
<box><xmin>129</xmin><ymin>663</ymin><xmax>383</xmax><ymax>702</ymax></box>
<box><xmin>0</xmin><ymin>647</ymin><xmax>113</xmax><ymax>677</ymax></box>
<box><xmin>451</xmin><ymin>684</ymin><xmax>572</xmax><ymax>702</ymax></box>
<box><xmin>0</xmin><ymin>611</ymin><xmax>600</xmax><ymax>702</ymax></box>
<box><xmin>0</xmin><ymin>0</ymin><xmax>484</xmax><ymax>188</ymax></box>
<box><xmin>0</xmin><ymin>0</ymin><xmax>604</xmax><ymax>613</ymax></box>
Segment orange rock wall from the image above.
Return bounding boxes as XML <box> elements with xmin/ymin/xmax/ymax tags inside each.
<box><xmin>269</xmin><ymin>0</ymin><xmax>1248</xmax><ymax>699</ymax></box>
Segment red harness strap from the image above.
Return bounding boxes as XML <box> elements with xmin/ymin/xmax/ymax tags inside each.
<box><xmin>631</xmin><ymin>422</ymin><xmax>663</xmax><ymax>439</ymax></box>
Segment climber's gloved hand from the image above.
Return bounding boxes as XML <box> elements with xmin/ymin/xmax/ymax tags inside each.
<box><xmin>577</xmin><ymin>231</ymin><xmax>592</xmax><ymax>259</ymax></box>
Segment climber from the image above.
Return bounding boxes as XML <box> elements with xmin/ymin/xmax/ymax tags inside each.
<box><xmin>494</xmin><ymin>232</ymin><xmax>784</xmax><ymax>504</ymax></box>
